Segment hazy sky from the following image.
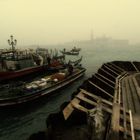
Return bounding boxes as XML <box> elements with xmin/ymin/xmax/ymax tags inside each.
<box><xmin>0</xmin><ymin>0</ymin><xmax>140</xmax><ymax>47</ymax></box>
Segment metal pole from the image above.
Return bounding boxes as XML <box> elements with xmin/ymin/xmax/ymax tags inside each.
<box><xmin>8</xmin><ymin>35</ymin><xmax>17</xmax><ymax>59</ymax></box>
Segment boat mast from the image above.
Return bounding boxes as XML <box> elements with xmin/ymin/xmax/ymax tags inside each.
<box><xmin>8</xmin><ymin>35</ymin><xmax>17</xmax><ymax>59</ymax></box>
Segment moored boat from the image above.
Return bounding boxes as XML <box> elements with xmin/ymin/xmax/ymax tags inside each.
<box><xmin>0</xmin><ymin>65</ymin><xmax>86</xmax><ymax>107</ymax></box>
<box><xmin>0</xmin><ymin>36</ymin><xmax>66</xmax><ymax>82</ymax></box>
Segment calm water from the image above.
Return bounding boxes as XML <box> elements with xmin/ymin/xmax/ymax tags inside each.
<box><xmin>0</xmin><ymin>46</ymin><xmax>140</xmax><ymax>140</ymax></box>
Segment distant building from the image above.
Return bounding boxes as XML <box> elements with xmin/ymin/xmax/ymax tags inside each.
<box><xmin>61</xmin><ymin>33</ymin><xmax>129</xmax><ymax>49</ymax></box>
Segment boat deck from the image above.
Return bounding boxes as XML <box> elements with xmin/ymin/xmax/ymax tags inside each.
<box><xmin>0</xmin><ymin>67</ymin><xmax>86</xmax><ymax>107</ymax></box>
<box><xmin>57</xmin><ymin>61</ymin><xmax>140</xmax><ymax>140</ymax></box>
<box><xmin>28</xmin><ymin>61</ymin><xmax>140</xmax><ymax>140</ymax></box>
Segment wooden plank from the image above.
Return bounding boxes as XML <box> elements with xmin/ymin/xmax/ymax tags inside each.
<box><xmin>122</xmin><ymin>79</ymin><xmax>128</xmax><ymax>139</ymax></box>
<box><xmin>133</xmin><ymin>115</ymin><xmax>140</xmax><ymax>130</ymax></box>
<box><xmin>118</xmin><ymin>81</ymin><xmax>121</xmax><ymax>104</ymax></box>
<box><xmin>125</xmin><ymin>77</ymin><xmax>135</xmax><ymax>113</ymax></box>
<box><xmin>80</xmin><ymin>88</ymin><xmax>113</xmax><ymax>106</ymax></box>
<box><xmin>128</xmin><ymin>76</ymin><xmax>140</xmax><ymax>114</ymax></box>
<box><xmin>96</xmin><ymin>73</ymin><xmax>115</xmax><ymax>85</ymax></box>
<box><xmin>106</xmin><ymin>63</ymin><xmax>123</xmax><ymax>73</ymax></box>
<box><xmin>93</xmin><ymin>74</ymin><xmax>114</xmax><ymax>89</ymax></box>
<box><xmin>63</xmin><ymin>100</ymin><xmax>75</xmax><ymax>120</ymax></box>
<box><xmin>131</xmin><ymin>62</ymin><xmax>139</xmax><ymax>72</ymax></box>
<box><xmin>76</xmin><ymin>92</ymin><xmax>112</xmax><ymax>114</ymax></box>
<box><xmin>76</xmin><ymin>92</ymin><xmax>97</xmax><ymax>106</ymax></box>
<box><xmin>129</xmin><ymin>110</ymin><xmax>135</xmax><ymax>140</ymax></box>
<box><xmin>132</xmin><ymin>75</ymin><xmax>140</xmax><ymax>102</ymax></box>
<box><xmin>110</xmin><ymin>103</ymin><xmax>120</xmax><ymax>140</ymax></box>
<box><xmin>88</xmin><ymin>80</ymin><xmax>113</xmax><ymax>98</ymax></box>
<box><xmin>109</xmin><ymin>62</ymin><xmax>125</xmax><ymax>72</ymax></box>
<box><xmin>111</xmin><ymin>77</ymin><xmax>120</xmax><ymax>140</ymax></box>
<box><xmin>71</xmin><ymin>100</ymin><xmax>88</xmax><ymax>113</ymax></box>
<box><xmin>104</xmin><ymin>64</ymin><xmax>120</xmax><ymax>76</ymax></box>
<box><xmin>100</xmin><ymin>68</ymin><xmax>116</xmax><ymax>79</ymax></box>
<box><xmin>63</xmin><ymin>92</ymin><xmax>83</xmax><ymax>120</ymax></box>
<box><xmin>114</xmin><ymin>76</ymin><xmax>120</xmax><ymax>104</ymax></box>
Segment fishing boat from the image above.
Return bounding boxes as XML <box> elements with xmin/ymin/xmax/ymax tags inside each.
<box><xmin>0</xmin><ymin>36</ymin><xmax>65</xmax><ymax>82</ymax></box>
<box><xmin>28</xmin><ymin>61</ymin><xmax>140</xmax><ymax>140</ymax></box>
<box><xmin>0</xmin><ymin>64</ymin><xmax>86</xmax><ymax>107</ymax></box>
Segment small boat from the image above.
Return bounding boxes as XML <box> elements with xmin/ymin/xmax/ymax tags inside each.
<box><xmin>60</xmin><ymin>47</ymin><xmax>81</xmax><ymax>55</ymax></box>
<box><xmin>0</xmin><ymin>65</ymin><xmax>86</xmax><ymax>107</ymax></box>
<box><xmin>71</xmin><ymin>46</ymin><xmax>81</xmax><ymax>52</ymax></box>
<box><xmin>60</xmin><ymin>50</ymin><xmax>79</xmax><ymax>55</ymax></box>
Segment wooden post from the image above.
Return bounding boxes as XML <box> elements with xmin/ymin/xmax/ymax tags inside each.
<box><xmin>110</xmin><ymin>103</ymin><xmax>120</xmax><ymax>140</ymax></box>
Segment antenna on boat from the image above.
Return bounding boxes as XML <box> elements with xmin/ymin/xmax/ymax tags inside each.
<box><xmin>8</xmin><ymin>35</ymin><xmax>17</xmax><ymax>59</ymax></box>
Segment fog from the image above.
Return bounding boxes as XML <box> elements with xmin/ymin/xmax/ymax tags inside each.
<box><xmin>0</xmin><ymin>0</ymin><xmax>140</xmax><ymax>47</ymax></box>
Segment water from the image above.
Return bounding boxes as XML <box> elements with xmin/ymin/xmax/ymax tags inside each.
<box><xmin>0</xmin><ymin>46</ymin><xmax>140</xmax><ymax>140</ymax></box>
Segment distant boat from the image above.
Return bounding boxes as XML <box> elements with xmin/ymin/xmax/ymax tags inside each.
<box><xmin>71</xmin><ymin>47</ymin><xmax>81</xmax><ymax>52</ymax></box>
<box><xmin>60</xmin><ymin>47</ymin><xmax>81</xmax><ymax>55</ymax></box>
<box><xmin>60</xmin><ymin>50</ymin><xmax>79</xmax><ymax>55</ymax></box>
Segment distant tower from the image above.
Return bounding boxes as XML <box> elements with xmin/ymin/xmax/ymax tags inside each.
<box><xmin>90</xmin><ymin>29</ymin><xmax>94</xmax><ymax>41</ymax></box>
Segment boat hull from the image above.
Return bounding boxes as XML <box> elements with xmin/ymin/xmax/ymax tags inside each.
<box><xmin>0</xmin><ymin>64</ymin><xmax>66</xmax><ymax>82</ymax></box>
<box><xmin>0</xmin><ymin>68</ymin><xmax>86</xmax><ymax>107</ymax></box>
<box><xmin>0</xmin><ymin>65</ymin><xmax>47</xmax><ymax>82</ymax></box>
<box><xmin>60</xmin><ymin>51</ymin><xmax>79</xmax><ymax>55</ymax></box>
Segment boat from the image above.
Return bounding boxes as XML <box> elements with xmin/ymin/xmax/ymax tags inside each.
<box><xmin>0</xmin><ymin>53</ymin><xmax>65</xmax><ymax>82</ymax></box>
<box><xmin>71</xmin><ymin>46</ymin><xmax>81</xmax><ymax>52</ymax></box>
<box><xmin>0</xmin><ymin>64</ymin><xmax>86</xmax><ymax>107</ymax></box>
<box><xmin>68</xmin><ymin>56</ymin><xmax>83</xmax><ymax>66</ymax></box>
<box><xmin>0</xmin><ymin>36</ymin><xmax>65</xmax><ymax>82</ymax></box>
<box><xmin>28</xmin><ymin>61</ymin><xmax>140</xmax><ymax>140</ymax></box>
<box><xmin>60</xmin><ymin>47</ymin><xmax>81</xmax><ymax>55</ymax></box>
<box><xmin>60</xmin><ymin>50</ymin><xmax>79</xmax><ymax>55</ymax></box>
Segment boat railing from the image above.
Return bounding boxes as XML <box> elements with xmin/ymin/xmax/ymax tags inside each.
<box><xmin>0</xmin><ymin>54</ymin><xmax>32</xmax><ymax>61</ymax></box>
<box><xmin>109</xmin><ymin>72</ymin><xmax>136</xmax><ymax>140</ymax></box>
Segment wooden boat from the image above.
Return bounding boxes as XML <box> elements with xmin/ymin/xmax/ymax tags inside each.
<box><xmin>28</xmin><ymin>61</ymin><xmax>140</xmax><ymax>140</ymax></box>
<box><xmin>0</xmin><ymin>66</ymin><xmax>86</xmax><ymax>107</ymax></box>
<box><xmin>60</xmin><ymin>47</ymin><xmax>81</xmax><ymax>55</ymax></box>
<box><xmin>60</xmin><ymin>50</ymin><xmax>79</xmax><ymax>55</ymax></box>
<box><xmin>71</xmin><ymin>47</ymin><xmax>81</xmax><ymax>52</ymax></box>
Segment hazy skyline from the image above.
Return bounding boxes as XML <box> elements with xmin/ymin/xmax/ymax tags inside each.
<box><xmin>0</xmin><ymin>0</ymin><xmax>140</xmax><ymax>47</ymax></box>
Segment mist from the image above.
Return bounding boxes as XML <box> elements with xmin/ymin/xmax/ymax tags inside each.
<box><xmin>0</xmin><ymin>0</ymin><xmax>140</xmax><ymax>47</ymax></box>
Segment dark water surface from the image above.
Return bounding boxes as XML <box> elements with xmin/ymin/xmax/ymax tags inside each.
<box><xmin>0</xmin><ymin>46</ymin><xmax>140</xmax><ymax>140</ymax></box>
